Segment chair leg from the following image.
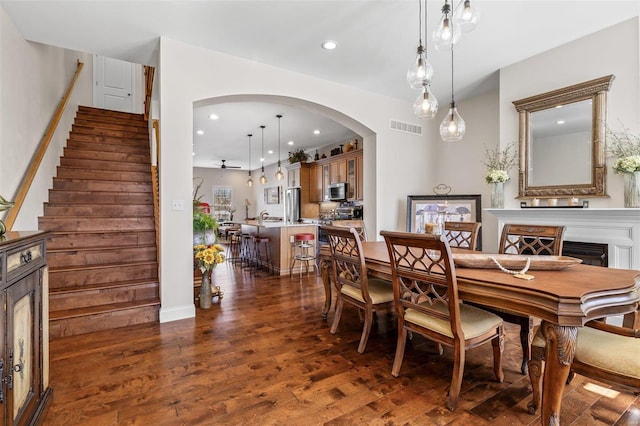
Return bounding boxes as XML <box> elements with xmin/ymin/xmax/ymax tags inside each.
<box><xmin>492</xmin><ymin>328</ymin><xmax>504</xmax><ymax>383</ymax></box>
<box><xmin>357</xmin><ymin>307</ymin><xmax>374</xmax><ymax>353</ymax></box>
<box><xmin>446</xmin><ymin>342</ymin><xmax>465</xmax><ymax>412</ymax></box>
<box><xmin>391</xmin><ymin>324</ymin><xmax>408</xmax><ymax>377</ymax></box>
<box><xmin>527</xmin><ymin>344</ymin><xmax>545</xmax><ymax>415</ymax></box>
<box><xmin>330</xmin><ymin>298</ymin><xmax>344</xmax><ymax>335</ymax></box>
<box><xmin>520</xmin><ymin>316</ymin><xmax>534</xmax><ymax>375</ymax></box>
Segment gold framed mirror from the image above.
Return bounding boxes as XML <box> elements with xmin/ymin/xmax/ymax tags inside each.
<box><xmin>512</xmin><ymin>75</ymin><xmax>614</xmax><ymax>198</ymax></box>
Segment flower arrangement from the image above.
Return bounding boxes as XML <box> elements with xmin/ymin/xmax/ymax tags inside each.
<box><xmin>194</xmin><ymin>244</ymin><xmax>226</xmax><ymax>273</ymax></box>
<box><xmin>288</xmin><ymin>148</ymin><xmax>310</xmax><ymax>164</ymax></box>
<box><xmin>607</xmin><ymin>126</ymin><xmax>640</xmax><ymax>174</ymax></box>
<box><xmin>484</xmin><ymin>142</ymin><xmax>518</xmax><ymax>183</ymax></box>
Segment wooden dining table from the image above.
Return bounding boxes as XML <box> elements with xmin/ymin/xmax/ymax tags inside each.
<box><xmin>318</xmin><ymin>241</ymin><xmax>640</xmax><ymax>426</ymax></box>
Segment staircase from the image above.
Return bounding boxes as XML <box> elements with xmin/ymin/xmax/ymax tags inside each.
<box><xmin>39</xmin><ymin>106</ymin><xmax>160</xmax><ymax>338</ymax></box>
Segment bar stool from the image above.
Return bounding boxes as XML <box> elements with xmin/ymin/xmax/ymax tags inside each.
<box><xmin>227</xmin><ymin>230</ymin><xmax>243</xmax><ymax>264</ymax></box>
<box><xmin>290</xmin><ymin>233</ymin><xmax>316</xmax><ymax>277</ymax></box>
<box><xmin>254</xmin><ymin>236</ymin><xmax>274</xmax><ymax>273</ymax></box>
<box><xmin>241</xmin><ymin>233</ymin><xmax>255</xmax><ymax>268</ymax></box>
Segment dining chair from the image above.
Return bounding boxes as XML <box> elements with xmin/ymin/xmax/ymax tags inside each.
<box><xmin>324</xmin><ymin>225</ymin><xmax>394</xmax><ymax>353</ymax></box>
<box><xmin>527</xmin><ymin>309</ymin><xmax>640</xmax><ymax>415</ymax></box>
<box><xmin>444</xmin><ymin>221</ymin><xmax>481</xmax><ymax>251</ymax></box>
<box><xmin>380</xmin><ymin>230</ymin><xmax>504</xmax><ymax>411</ymax></box>
<box><xmin>495</xmin><ymin>223</ymin><xmax>566</xmax><ymax>375</ymax></box>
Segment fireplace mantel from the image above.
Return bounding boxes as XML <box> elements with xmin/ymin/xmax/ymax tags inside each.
<box><xmin>486</xmin><ymin>208</ymin><xmax>640</xmax><ymax>270</ymax></box>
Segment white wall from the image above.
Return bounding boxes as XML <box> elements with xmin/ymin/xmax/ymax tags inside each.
<box><xmin>158</xmin><ymin>37</ymin><xmax>434</xmax><ymax>322</ymax></box>
<box><xmin>0</xmin><ymin>6</ymin><xmax>93</xmax><ymax>229</ymax></box>
<box><xmin>500</xmin><ymin>18</ymin><xmax>640</xmax><ymax>210</ymax></box>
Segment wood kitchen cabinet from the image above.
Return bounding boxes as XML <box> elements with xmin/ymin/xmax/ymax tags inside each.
<box><xmin>286</xmin><ymin>162</ymin><xmax>319</xmax><ymax>218</ymax></box>
<box><xmin>309</xmin><ymin>163</ymin><xmax>323</xmax><ymax>203</ymax></box>
<box><xmin>315</xmin><ymin>150</ymin><xmax>363</xmax><ymax>201</ymax></box>
<box><xmin>0</xmin><ymin>231</ymin><xmax>51</xmax><ymax>426</ymax></box>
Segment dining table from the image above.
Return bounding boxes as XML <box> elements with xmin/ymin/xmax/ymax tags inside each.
<box><xmin>318</xmin><ymin>241</ymin><xmax>640</xmax><ymax>426</ymax></box>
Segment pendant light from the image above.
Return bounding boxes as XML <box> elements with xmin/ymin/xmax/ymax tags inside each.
<box><xmin>246</xmin><ymin>133</ymin><xmax>254</xmax><ymax>187</ymax></box>
<box><xmin>274</xmin><ymin>114</ymin><xmax>284</xmax><ymax>180</ymax></box>
<box><xmin>454</xmin><ymin>0</ymin><xmax>480</xmax><ymax>33</ymax></box>
<box><xmin>440</xmin><ymin>44</ymin><xmax>465</xmax><ymax>141</ymax></box>
<box><xmin>407</xmin><ymin>0</ymin><xmax>433</xmax><ymax>88</ymax></box>
<box><xmin>412</xmin><ymin>0</ymin><xmax>437</xmax><ymax>119</ymax></box>
<box><xmin>259</xmin><ymin>125</ymin><xmax>267</xmax><ymax>184</ymax></box>
<box><xmin>433</xmin><ymin>0</ymin><xmax>461</xmax><ymax>51</ymax></box>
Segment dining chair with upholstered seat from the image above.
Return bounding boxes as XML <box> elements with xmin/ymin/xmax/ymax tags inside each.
<box><xmin>527</xmin><ymin>309</ymin><xmax>640</xmax><ymax>415</ymax></box>
<box><xmin>381</xmin><ymin>230</ymin><xmax>504</xmax><ymax>411</ymax></box>
<box><xmin>323</xmin><ymin>225</ymin><xmax>394</xmax><ymax>353</ymax></box>
<box><xmin>494</xmin><ymin>223</ymin><xmax>566</xmax><ymax>375</ymax></box>
<box><xmin>444</xmin><ymin>221</ymin><xmax>481</xmax><ymax>251</ymax></box>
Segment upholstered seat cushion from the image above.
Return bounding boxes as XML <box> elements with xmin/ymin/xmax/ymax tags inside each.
<box><xmin>532</xmin><ymin>325</ymin><xmax>640</xmax><ymax>380</ymax></box>
<box><xmin>404</xmin><ymin>302</ymin><xmax>503</xmax><ymax>339</ymax></box>
<box><xmin>340</xmin><ymin>278</ymin><xmax>393</xmax><ymax>304</ymax></box>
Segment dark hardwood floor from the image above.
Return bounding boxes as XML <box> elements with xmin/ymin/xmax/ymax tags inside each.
<box><xmin>43</xmin><ymin>264</ymin><xmax>640</xmax><ymax>425</ymax></box>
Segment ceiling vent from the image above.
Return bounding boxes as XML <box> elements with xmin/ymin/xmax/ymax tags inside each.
<box><xmin>390</xmin><ymin>119</ymin><xmax>423</xmax><ymax>136</ymax></box>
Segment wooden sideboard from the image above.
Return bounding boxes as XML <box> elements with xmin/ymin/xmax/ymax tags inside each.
<box><xmin>0</xmin><ymin>231</ymin><xmax>51</xmax><ymax>425</ymax></box>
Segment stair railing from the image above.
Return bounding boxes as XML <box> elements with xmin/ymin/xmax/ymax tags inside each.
<box><xmin>143</xmin><ymin>66</ymin><xmax>155</xmax><ymax>121</ymax></box>
<box><xmin>4</xmin><ymin>60</ymin><xmax>84</xmax><ymax>231</ymax></box>
<box><xmin>152</xmin><ymin>119</ymin><xmax>160</xmax><ymax>251</ymax></box>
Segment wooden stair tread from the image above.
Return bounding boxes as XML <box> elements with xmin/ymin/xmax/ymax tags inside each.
<box><xmin>50</xmin><ymin>299</ymin><xmax>161</xmax><ymax>321</ymax></box>
<box><xmin>48</xmin><ymin>259</ymin><xmax>157</xmax><ymax>273</ymax></box>
<box><xmin>48</xmin><ymin>243</ymin><xmax>157</xmax><ymax>255</ymax></box>
<box><xmin>49</xmin><ymin>279</ymin><xmax>159</xmax><ymax>295</ymax></box>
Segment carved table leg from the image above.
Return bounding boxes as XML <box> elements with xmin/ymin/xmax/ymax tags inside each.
<box><xmin>540</xmin><ymin>321</ymin><xmax>578</xmax><ymax>426</ymax></box>
<box><xmin>320</xmin><ymin>257</ymin><xmax>332</xmax><ymax>319</ymax></box>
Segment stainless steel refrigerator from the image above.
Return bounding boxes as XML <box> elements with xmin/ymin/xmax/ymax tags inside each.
<box><xmin>285</xmin><ymin>187</ymin><xmax>301</xmax><ymax>224</ymax></box>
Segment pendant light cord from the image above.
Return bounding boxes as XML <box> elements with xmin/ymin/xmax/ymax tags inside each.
<box><xmin>260</xmin><ymin>125</ymin><xmax>265</xmax><ymax>172</ymax></box>
<box><xmin>418</xmin><ymin>0</ymin><xmax>423</xmax><ymax>46</ymax></box>
<box><xmin>248</xmin><ymin>134</ymin><xmax>252</xmax><ymax>170</ymax></box>
<box><xmin>277</xmin><ymin>115</ymin><xmax>282</xmax><ymax>164</ymax></box>
<box><xmin>450</xmin><ymin>0</ymin><xmax>455</xmax><ymax>108</ymax></box>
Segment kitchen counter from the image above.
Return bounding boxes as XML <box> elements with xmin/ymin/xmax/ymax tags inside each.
<box><xmin>243</xmin><ymin>220</ymin><xmax>319</xmax><ymax>228</ymax></box>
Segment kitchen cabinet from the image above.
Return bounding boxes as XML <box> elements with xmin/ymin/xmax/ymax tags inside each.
<box><xmin>0</xmin><ymin>231</ymin><xmax>51</xmax><ymax>426</ymax></box>
<box><xmin>309</xmin><ymin>163</ymin><xmax>323</xmax><ymax>203</ymax></box>
<box><xmin>315</xmin><ymin>150</ymin><xmax>363</xmax><ymax>201</ymax></box>
<box><xmin>286</xmin><ymin>162</ymin><xmax>319</xmax><ymax>218</ymax></box>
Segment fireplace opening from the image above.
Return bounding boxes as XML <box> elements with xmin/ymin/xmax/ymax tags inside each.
<box><xmin>562</xmin><ymin>241</ymin><xmax>608</xmax><ymax>267</ymax></box>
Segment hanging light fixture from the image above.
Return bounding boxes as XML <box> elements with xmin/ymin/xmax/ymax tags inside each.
<box><xmin>246</xmin><ymin>133</ymin><xmax>254</xmax><ymax>187</ymax></box>
<box><xmin>440</xmin><ymin>43</ymin><xmax>465</xmax><ymax>141</ymax></box>
<box><xmin>454</xmin><ymin>0</ymin><xmax>480</xmax><ymax>32</ymax></box>
<box><xmin>259</xmin><ymin>125</ymin><xmax>267</xmax><ymax>184</ymax></box>
<box><xmin>412</xmin><ymin>0</ymin><xmax>437</xmax><ymax>119</ymax></box>
<box><xmin>407</xmin><ymin>0</ymin><xmax>433</xmax><ymax>88</ymax></box>
<box><xmin>433</xmin><ymin>0</ymin><xmax>461</xmax><ymax>50</ymax></box>
<box><xmin>275</xmin><ymin>114</ymin><xmax>284</xmax><ymax>180</ymax></box>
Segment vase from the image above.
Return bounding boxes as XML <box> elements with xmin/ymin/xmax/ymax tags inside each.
<box><xmin>623</xmin><ymin>171</ymin><xmax>640</xmax><ymax>208</ymax></box>
<box><xmin>491</xmin><ymin>182</ymin><xmax>505</xmax><ymax>209</ymax></box>
<box><xmin>199</xmin><ymin>270</ymin><xmax>212</xmax><ymax>309</ymax></box>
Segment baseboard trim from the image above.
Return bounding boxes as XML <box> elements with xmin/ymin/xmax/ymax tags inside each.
<box><xmin>159</xmin><ymin>304</ymin><xmax>195</xmax><ymax>323</ymax></box>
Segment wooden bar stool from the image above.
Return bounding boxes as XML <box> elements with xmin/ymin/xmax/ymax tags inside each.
<box><xmin>290</xmin><ymin>233</ymin><xmax>316</xmax><ymax>277</ymax></box>
<box><xmin>227</xmin><ymin>230</ymin><xmax>243</xmax><ymax>264</ymax></box>
<box><xmin>254</xmin><ymin>236</ymin><xmax>274</xmax><ymax>273</ymax></box>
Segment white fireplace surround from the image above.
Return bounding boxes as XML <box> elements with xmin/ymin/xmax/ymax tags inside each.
<box><xmin>487</xmin><ymin>208</ymin><xmax>640</xmax><ymax>271</ymax></box>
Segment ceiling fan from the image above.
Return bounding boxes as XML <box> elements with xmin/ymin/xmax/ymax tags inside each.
<box><xmin>218</xmin><ymin>160</ymin><xmax>241</xmax><ymax>169</ymax></box>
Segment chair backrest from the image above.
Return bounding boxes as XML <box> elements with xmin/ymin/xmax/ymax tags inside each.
<box><xmin>380</xmin><ymin>230</ymin><xmax>463</xmax><ymax>340</ymax></box>
<box><xmin>499</xmin><ymin>224</ymin><xmax>566</xmax><ymax>256</ymax></box>
<box><xmin>444</xmin><ymin>221</ymin><xmax>481</xmax><ymax>251</ymax></box>
<box><xmin>322</xmin><ymin>225</ymin><xmax>371</xmax><ymax>302</ymax></box>
<box><xmin>330</xmin><ymin>220</ymin><xmax>367</xmax><ymax>241</ymax></box>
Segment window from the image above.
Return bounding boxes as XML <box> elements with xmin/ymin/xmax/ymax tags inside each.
<box><xmin>212</xmin><ymin>186</ymin><xmax>232</xmax><ymax>222</ymax></box>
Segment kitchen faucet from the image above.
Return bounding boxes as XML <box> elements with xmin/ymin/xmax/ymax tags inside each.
<box><xmin>259</xmin><ymin>210</ymin><xmax>269</xmax><ymax>221</ymax></box>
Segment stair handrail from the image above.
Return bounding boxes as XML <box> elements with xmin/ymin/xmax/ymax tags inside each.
<box><xmin>152</xmin><ymin>119</ymin><xmax>160</xmax><ymax>251</ymax></box>
<box><xmin>143</xmin><ymin>66</ymin><xmax>155</xmax><ymax>121</ymax></box>
<box><xmin>4</xmin><ymin>60</ymin><xmax>84</xmax><ymax>231</ymax></box>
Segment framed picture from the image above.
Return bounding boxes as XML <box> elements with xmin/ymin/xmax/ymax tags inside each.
<box><xmin>406</xmin><ymin>194</ymin><xmax>482</xmax><ymax>249</ymax></box>
<box><xmin>264</xmin><ymin>187</ymin><xmax>280</xmax><ymax>204</ymax></box>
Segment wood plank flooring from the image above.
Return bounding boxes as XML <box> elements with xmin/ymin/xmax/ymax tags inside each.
<box><xmin>43</xmin><ymin>264</ymin><xmax>640</xmax><ymax>425</ymax></box>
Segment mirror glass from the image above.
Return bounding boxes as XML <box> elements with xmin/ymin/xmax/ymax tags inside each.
<box><xmin>529</xmin><ymin>99</ymin><xmax>592</xmax><ymax>186</ymax></box>
<box><xmin>513</xmin><ymin>75</ymin><xmax>614</xmax><ymax>199</ymax></box>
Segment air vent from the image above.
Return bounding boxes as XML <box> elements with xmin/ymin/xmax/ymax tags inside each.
<box><xmin>390</xmin><ymin>119</ymin><xmax>423</xmax><ymax>136</ymax></box>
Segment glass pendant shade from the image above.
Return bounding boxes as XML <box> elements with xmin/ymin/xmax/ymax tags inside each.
<box><xmin>407</xmin><ymin>45</ymin><xmax>433</xmax><ymax>88</ymax></box>
<box><xmin>413</xmin><ymin>83</ymin><xmax>438</xmax><ymax>119</ymax></box>
<box><xmin>247</xmin><ymin>172</ymin><xmax>253</xmax><ymax>187</ymax></box>
<box><xmin>433</xmin><ymin>3</ymin><xmax>461</xmax><ymax>50</ymax></box>
<box><xmin>440</xmin><ymin>102</ymin><xmax>466</xmax><ymax>142</ymax></box>
<box><xmin>454</xmin><ymin>0</ymin><xmax>480</xmax><ymax>32</ymax></box>
<box><xmin>259</xmin><ymin>170</ymin><xmax>267</xmax><ymax>185</ymax></box>
<box><xmin>275</xmin><ymin>163</ymin><xmax>284</xmax><ymax>180</ymax></box>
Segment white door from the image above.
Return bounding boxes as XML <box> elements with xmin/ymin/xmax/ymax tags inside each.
<box><xmin>93</xmin><ymin>55</ymin><xmax>135</xmax><ymax>113</ymax></box>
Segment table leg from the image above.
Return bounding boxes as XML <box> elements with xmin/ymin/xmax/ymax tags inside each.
<box><xmin>540</xmin><ymin>321</ymin><xmax>578</xmax><ymax>426</ymax></box>
<box><xmin>319</xmin><ymin>257</ymin><xmax>332</xmax><ymax>319</ymax></box>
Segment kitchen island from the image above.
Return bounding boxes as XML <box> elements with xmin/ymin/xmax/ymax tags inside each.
<box><xmin>241</xmin><ymin>220</ymin><xmax>317</xmax><ymax>275</ymax></box>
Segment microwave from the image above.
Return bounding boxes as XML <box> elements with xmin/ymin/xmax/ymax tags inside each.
<box><xmin>328</xmin><ymin>182</ymin><xmax>347</xmax><ymax>201</ymax></box>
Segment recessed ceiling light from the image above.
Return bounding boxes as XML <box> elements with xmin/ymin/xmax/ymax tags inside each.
<box><xmin>321</xmin><ymin>40</ymin><xmax>338</xmax><ymax>50</ymax></box>
<box><xmin>209</xmin><ymin>113</ymin><xmax>219</xmax><ymax>120</ymax></box>
<box><xmin>556</xmin><ymin>120</ymin><xmax>565</xmax><ymax>124</ymax></box>
<box><xmin>268</xmin><ymin>150</ymin><xmax>273</xmax><ymax>154</ymax></box>
<box><xmin>196</xmin><ymin>130</ymin><xmax>204</xmax><ymax>135</ymax></box>
<box><xmin>313</xmin><ymin>129</ymin><xmax>320</xmax><ymax>135</ymax></box>
<box><xmin>288</xmin><ymin>141</ymin><xmax>294</xmax><ymax>146</ymax></box>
